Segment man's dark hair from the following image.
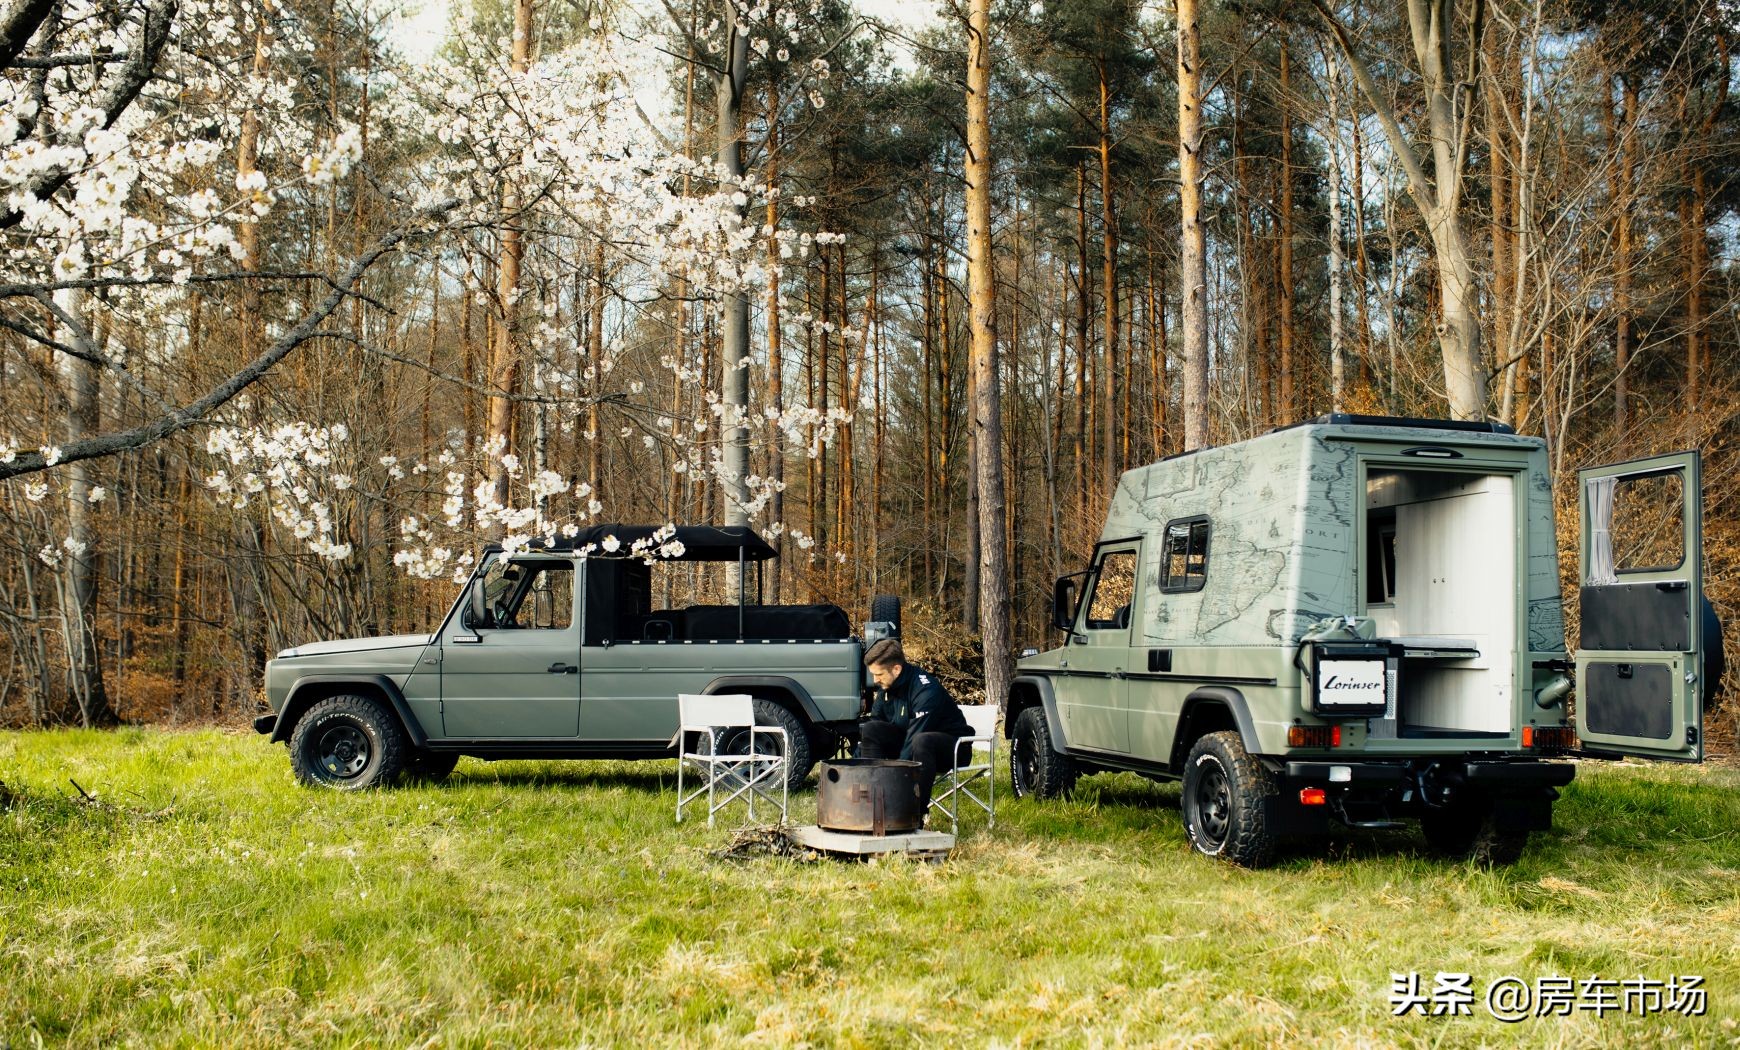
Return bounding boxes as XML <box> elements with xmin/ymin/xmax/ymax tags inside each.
<box><xmin>864</xmin><ymin>638</ymin><xmax>905</xmax><ymax>668</ymax></box>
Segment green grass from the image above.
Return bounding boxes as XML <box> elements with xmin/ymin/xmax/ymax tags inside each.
<box><xmin>2</xmin><ymin>729</ymin><xmax>1737</xmax><ymax>1048</ymax></box>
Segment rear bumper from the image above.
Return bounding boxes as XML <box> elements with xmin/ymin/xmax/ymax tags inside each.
<box><xmin>1284</xmin><ymin>758</ymin><xmax>1575</xmax><ymax>789</ymax></box>
<box><xmin>1273</xmin><ymin>757</ymin><xmax>1574</xmax><ymax>836</ymax></box>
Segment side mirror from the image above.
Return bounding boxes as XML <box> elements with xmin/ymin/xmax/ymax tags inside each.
<box><xmin>467</xmin><ymin>579</ymin><xmax>489</xmax><ymax>630</ymax></box>
<box><xmin>1052</xmin><ymin>576</ymin><xmax>1079</xmax><ymax>632</ymax></box>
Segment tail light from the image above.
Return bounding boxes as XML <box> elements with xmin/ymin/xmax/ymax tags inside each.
<box><xmin>1524</xmin><ymin>725</ymin><xmax>1577</xmax><ymax>750</ymax></box>
<box><xmin>1299</xmin><ymin>787</ymin><xmax>1327</xmax><ymax>806</ymax></box>
<box><xmin>1288</xmin><ymin>725</ymin><xmax>1338</xmax><ymax>748</ymax></box>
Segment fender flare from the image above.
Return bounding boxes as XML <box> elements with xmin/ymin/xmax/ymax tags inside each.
<box><xmin>271</xmin><ymin>674</ymin><xmax>429</xmax><ymax>749</ymax></box>
<box><xmin>1006</xmin><ymin>674</ymin><xmax>1070</xmax><ymax>755</ymax></box>
<box><xmin>703</xmin><ymin>676</ymin><xmax>825</xmax><ymax>725</ymax></box>
<box><xmin>1174</xmin><ymin>685</ymin><xmax>1260</xmax><ymax>765</ymax></box>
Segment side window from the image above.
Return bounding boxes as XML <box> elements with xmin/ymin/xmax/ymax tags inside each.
<box><xmin>1084</xmin><ymin>550</ymin><xmax>1138</xmax><ymax>630</ymax></box>
<box><xmin>526</xmin><ymin>564</ymin><xmax>575</xmax><ymax>630</ymax></box>
<box><xmin>1160</xmin><ymin>517</ymin><xmax>1211</xmax><ymax>593</ymax></box>
<box><xmin>1612</xmin><ymin>472</ymin><xmax>1685</xmax><ymax>573</ymax></box>
<box><xmin>479</xmin><ymin>560</ymin><xmax>574</xmax><ymax>630</ymax></box>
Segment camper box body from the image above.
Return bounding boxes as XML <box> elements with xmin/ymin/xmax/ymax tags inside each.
<box><xmin>1092</xmin><ymin>420</ymin><xmax>1565</xmax><ymax>756</ymax></box>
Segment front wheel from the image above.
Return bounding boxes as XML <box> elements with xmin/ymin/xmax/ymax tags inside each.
<box><xmin>1009</xmin><ymin>705</ymin><xmax>1076</xmax><ymax>799</ymax></box>
<box><xmin>1181</xmin><ymin>731</ymin><xmax>1278</xmax><ymax>867</ymax></box>
<box><xmin>288</xmin><ymin>694</ymin><xmax>406</xmax><ymax>790</ymax></box>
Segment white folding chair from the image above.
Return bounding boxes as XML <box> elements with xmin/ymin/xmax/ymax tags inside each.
<box><xmin>930</xmin><ymin>705</ymin><xmax>998</xmax><ymax>834</ymax></box>
<box><xmin>674</xmin><ymin>693</ymin><xmax>788</xmax><ymax>827</ymax></box>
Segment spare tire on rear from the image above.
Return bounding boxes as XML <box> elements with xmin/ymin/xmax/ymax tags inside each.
<box><xmin>869</xmin><ymin>594</ymin><xmax>902</xmax><ymax>636</ymax></box>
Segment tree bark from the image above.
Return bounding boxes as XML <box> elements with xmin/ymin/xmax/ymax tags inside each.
<box><xmin>1609</xmin><ymin>75</ymin><xmax>1635</xmax><ymax>434</ymax></box>
<box><xmin>55</xmin><ymin>290</ymin><xmax>116</xmax><ymax>726</ymax></box>
<box><xmin>486</xmin><ymin>0</ymin><xmax>532</xmax><ymax>502</ymax></box>
<box><xmin>765</xmin><ymin>95</ymin><xmax>784</xmax><ymax>601</ymax></box>
<box><xmin>717</xmin><ymin>4</ymin><xmax>751</xmax><ymax>531</ymax></box>
<box><xmin>1278</xmin><ymin>41</ymin><xmax>1296</xmax><ymax>422</ymax></box>
<box><xmin>1177</xmin><ymin>0</ymin><xmax>1209</xmax><ymax>450</ymax></box>
<box><xmin>966</xmin><ymin>0</ymin><xmax>1011</xmax><ymax>706</ymax></box>
<box><xmin>1325</xmin><ymin>47</ymin><xmax>1347</xmax><ymax>412</ymax></box>
<box><xmin>1098</xmin><ymin>61</ymin><xmax>1119</xmax><ymax>491</ymax></box>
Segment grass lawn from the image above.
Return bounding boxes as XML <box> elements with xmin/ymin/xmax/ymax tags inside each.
<box><xmin>1</xmin><ymin>728</ymin><xmax>1737</xmax><ymax>1048</ymax></box>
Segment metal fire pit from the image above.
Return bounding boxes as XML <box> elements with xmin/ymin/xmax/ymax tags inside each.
<box><xmin>816</xmin><ymin>759</ymin><xmax>924</xmax><ymax>835</ymax></box>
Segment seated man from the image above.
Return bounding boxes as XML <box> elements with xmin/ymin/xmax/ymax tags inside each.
<box><xmin>859</xmin><ymin>639</ymin><xmax>971</xmax><ymax>812</ymax></box>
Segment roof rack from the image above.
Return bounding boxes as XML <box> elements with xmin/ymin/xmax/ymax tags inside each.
<box><xmin>1274</xmin><ymin>413</ymin><xmax>1517</xmax><ymax>436</ymax></box>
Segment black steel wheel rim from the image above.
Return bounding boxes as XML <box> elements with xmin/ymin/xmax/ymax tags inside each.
<box><xmin>317</xmin><ymin>723</ymin><xmax>371</xmax><ymax>779</ymax></box>
<box><xmin>1015</xmin><ymin>733</ymin><xmax>1037</xmax><ymax>790</ymax></box>
<box><xmin>1192</xmin><ymin>758</ymin><xmax>1231</xmax><ymax>846</ymax></box>
<box><xmin>717</xmin><ymin>728</ymin><xmax>783</xmax><ymax>788</ymax></box>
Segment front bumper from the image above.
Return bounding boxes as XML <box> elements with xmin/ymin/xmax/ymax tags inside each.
<box><xmin>253</xmin><ymin>713</ymin><xmax>277</xmax><ymax>735</ymax></box>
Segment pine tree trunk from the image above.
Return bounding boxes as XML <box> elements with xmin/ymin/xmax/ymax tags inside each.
<box><xmin>765</xmin><ymin>100</ymin><xmax>784</xmax><ymax>601</ymax></box>
<box><xmin>966</xmin><ymin>0</ymin><xmax>1011</xmax><ymax>705</ymax></box>
<box><xmin>1612</xmin><ymin>76</ymin><xmax>1636</xmax><ymax>435</ymax></box>
<box><xmin>1177</xmin><ymin>0</ymin><xmax>1209</xmax><ymax>450</ymax></box>
<box><xmin>1325</xmin><ymin>49</ymin><xmax>1347</xmax><ymax>412</ymax></box>
<box><xmin>1278</xmin><ymin>41</ymin><xmax>1296</xmax><ymax>422</ymax></box>
<box><xmin>1098</xmin><ymin>63</ymin><xmax>1119</xmax><ymax>492</ymax></box>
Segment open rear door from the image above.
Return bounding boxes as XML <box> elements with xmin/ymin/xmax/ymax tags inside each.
<box><xmin>1575</xmin><ymin>451</ymin><xmax>1705</xmax><ymax>761</ymax></box>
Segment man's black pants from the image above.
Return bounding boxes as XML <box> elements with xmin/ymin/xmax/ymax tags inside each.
<box><xmin>858</xmin><ymin>719</ymin><xmax>970</xmax><ymax>811</ymax></box>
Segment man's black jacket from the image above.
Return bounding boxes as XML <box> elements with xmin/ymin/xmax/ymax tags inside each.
<box><xmin>867</xmin><ymin>663</ymin><xmax>970</xmax><ymax>760</ymax></box>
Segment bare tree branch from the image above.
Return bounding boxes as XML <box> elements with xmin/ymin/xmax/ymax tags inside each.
<box><xmin>0</xmin><ymin>198</ymin><xmax>458</xmax><ymax>481</ymax></box>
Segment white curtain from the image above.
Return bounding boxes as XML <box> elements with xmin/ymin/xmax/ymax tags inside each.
<box><xmin>1586</xmin><ymin>476</ymin><xmax>1618</xmax><ymax>586</ymax></box>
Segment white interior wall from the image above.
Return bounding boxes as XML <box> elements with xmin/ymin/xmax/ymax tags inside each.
<box><xmin>1369</xmin><ymin>473</ymin><xmax>1515</xmax><ymax>733</ymax></box>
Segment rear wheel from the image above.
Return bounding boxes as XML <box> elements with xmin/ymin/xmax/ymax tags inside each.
<box><xmin>869</xmin><ymin>594</ymin><xmax>902</xmax><ymax>636</ymax></box>
<box><xmin>1421</xmin><ymin>799</ymin><xmax>1530</xmax><ymax>866</ymax></box>
<box><xmin>1181</xmin><ymin>731</ymin><xmax>1278</xmax><ymax>867</ymax></box>
<box><xmin>289</xmin><ymin>694</ymin><xmax>406</xmax><ymax>790</ymax></box>
<box><xmin>1009</xmin><ymin>705</ymin><xmax>1076</xmax><ymax>799</ymax></box>
<box><xmin>716</xmin><ymin>699</ymin><xmax>814</xmax><ymax>792</ymax></box>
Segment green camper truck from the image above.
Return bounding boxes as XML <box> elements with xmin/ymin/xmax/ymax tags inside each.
<box><xmin>1007</xmin><ymin>415</ymin><xmax>1722</xmax><ymax>866</ymax></box>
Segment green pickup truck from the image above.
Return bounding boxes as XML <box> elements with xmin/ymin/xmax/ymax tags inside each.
<box><xmin>256</xmin><ymin>525</ymin><xmax>896</xmax><ymax>790</ymax></box>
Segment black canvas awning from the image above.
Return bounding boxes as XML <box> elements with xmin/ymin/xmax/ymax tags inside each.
<box><xmin>532</xmin><ymin>524</ymin><xmax>778</xmax><ymax>562</ymax></box>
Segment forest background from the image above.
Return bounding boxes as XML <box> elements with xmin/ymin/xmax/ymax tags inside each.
<box><xmin>2</xmin><ymin>0</ymin><xmax>1737</xmax><ymax>739</ymax></box>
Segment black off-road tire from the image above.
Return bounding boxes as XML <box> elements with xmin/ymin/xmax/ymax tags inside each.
<box><xmin>288</xmin><ymin>694</ymin><xmax>406</xmax><ymax>790</ymax></box>
<box><xmin>1421</xmin><ymin>799</ymin><xmax>1530</xmax><ymax>866</ymax></box>
<box><xmin>1009</xmin><ymin>705</ymin><xmax>1077</xmax><ymax>799</ymax></box>
<box><xmin>869</xmin><ymin>594</ymin><xmax>902</xmax><ymax>636</ymax></box>
<box><xmin>1181</xmin><ymin>731</ymin><xmax>1279</xmax><ymax>867</ymax></box>
<box><xmin>403</xmin><ymin>750</ymin><xmax>460</xmax><ymax>783</ymax></box>
<box><xmin>717</xmin><ymin>699</ymin><xmax>815</xmax><ymax>792</ymax></box>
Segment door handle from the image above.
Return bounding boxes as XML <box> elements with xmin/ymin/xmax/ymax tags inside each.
<box><xmin>548</xmin><ymin>662</ymin><xmax>578</xmax><ymax>674</ymax></box>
